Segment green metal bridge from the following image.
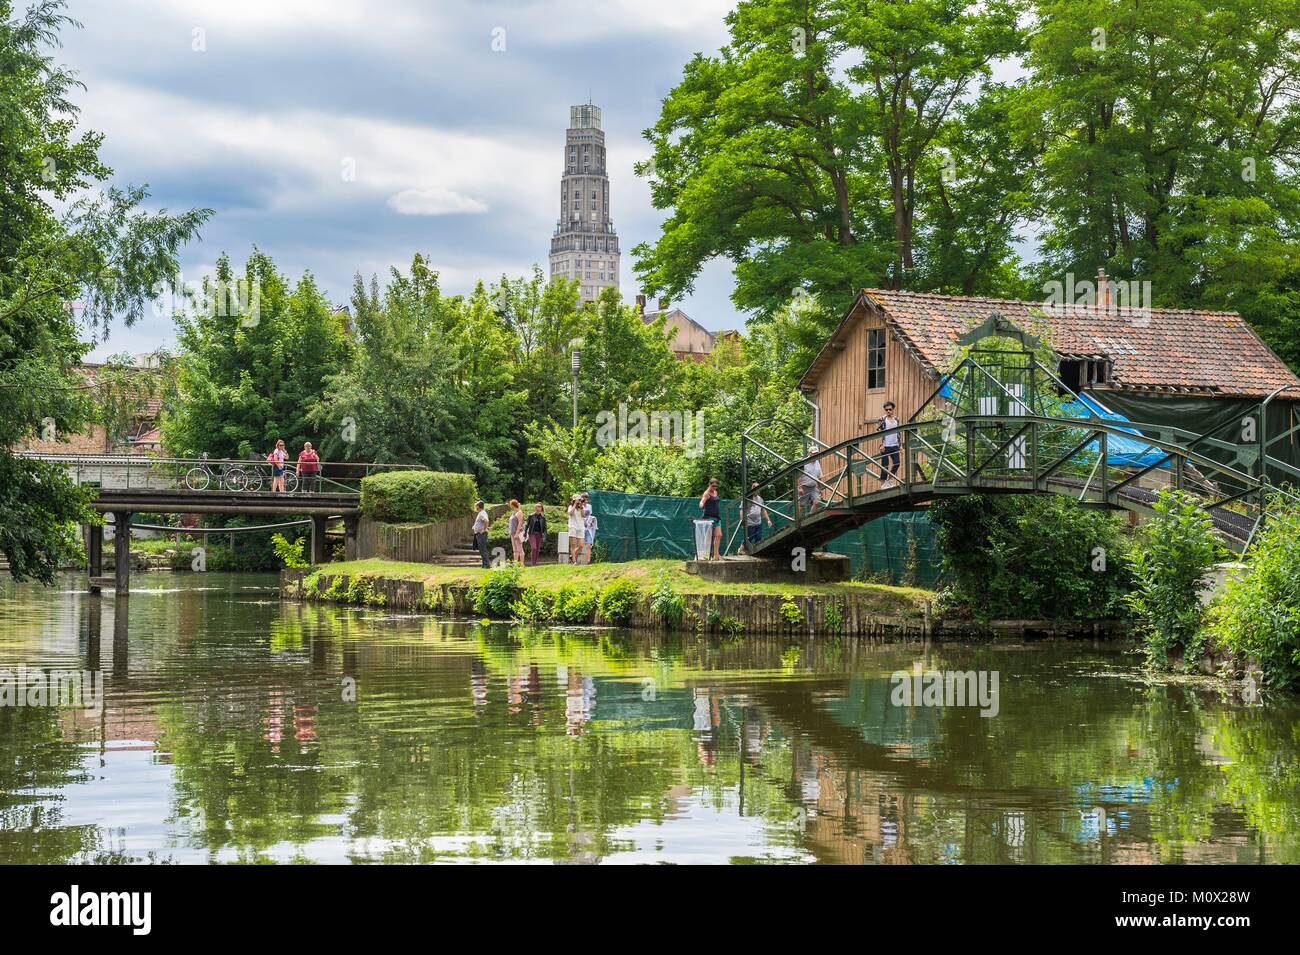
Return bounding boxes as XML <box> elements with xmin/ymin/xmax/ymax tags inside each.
<box><xmin>742</xmin><ymin>337</ymin><xmax>1300</xmax><ymax>561</ymax></box>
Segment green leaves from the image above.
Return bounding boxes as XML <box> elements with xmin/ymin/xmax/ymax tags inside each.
<box><xmin>0</xmin><ymin>1</ymin><xmax>207</xmax><ymax>580</ymax></box>
<box><xmin>1125</xmin><ymin>491</ymin><xmax>1225</xmax><ymax>669</ymax></box>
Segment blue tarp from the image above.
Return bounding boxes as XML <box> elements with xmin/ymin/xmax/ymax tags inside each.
<box><xmin>935</xmin><ymin>381</ymin><xmax>1169</xmax><ymax>469</ymax></box>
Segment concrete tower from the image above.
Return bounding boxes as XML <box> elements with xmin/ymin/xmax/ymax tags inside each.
<box><xmin>549</xmin><ymin>103</ymin><xmax>619</xmax><ymax>302</ymax></box>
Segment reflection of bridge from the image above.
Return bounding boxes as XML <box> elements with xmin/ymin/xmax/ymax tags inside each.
<box><xmin>742</xmin><ymin>342</ymin><xmax>1300</xmax><ymax>560</ymax></box>
<box><xmin>23</xmin><ymin>454</ymin><xmax>415</xmax><ymax>594</ymax></box>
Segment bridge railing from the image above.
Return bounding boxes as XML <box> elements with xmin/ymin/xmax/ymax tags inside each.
<box><xmin>741</xmin><ymin>412</ymin><xmax>1299</xmax><ymax>552</ymax></box>
<box><xmin>18</xmin><ymin>452</ymin><xmax>422</xmax><ymax>495</ymax></box>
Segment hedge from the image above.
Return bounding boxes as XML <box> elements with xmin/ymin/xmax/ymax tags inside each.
<box><xmin>359</xmin><ymin>470</ymin><xmax>477</xmax><ymax>524</ymax></box>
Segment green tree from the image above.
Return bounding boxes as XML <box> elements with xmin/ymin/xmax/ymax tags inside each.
<box><xmin>162</xmin><ymin>250</ymin><xmax>348</xmax><ymax>460</ymax></box>
<box><xmin>0</xmin><ymin>0</ymin><xmax>209</xmax><ymax>581</ymax></box>
<box><xmin>1024</xmin><ymin>0</ymin><xmax>1300</xmax><ymax>368</ymax></box>
<box><xmin>634</xmin><ymin>0</ymin><xmax>1031</xmax><ymax>372</ymax></box>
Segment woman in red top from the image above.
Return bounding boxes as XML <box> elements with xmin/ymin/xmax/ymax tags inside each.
<box><xmin>297</xmin><ymin>442</ymin><xmax>321</xmax><ymax>493</ymax></box>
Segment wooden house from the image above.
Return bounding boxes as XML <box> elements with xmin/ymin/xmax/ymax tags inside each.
<box><xmin>798</xmin><ymin>280</ymin><xmax>1300</xmax><ymax>483</ymax></box>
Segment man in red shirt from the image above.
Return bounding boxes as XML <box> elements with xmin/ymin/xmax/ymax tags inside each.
<box><xmin>297</xmin><ymin>442</ymin><xmax>321</xmax><ymax>492</ymax></box>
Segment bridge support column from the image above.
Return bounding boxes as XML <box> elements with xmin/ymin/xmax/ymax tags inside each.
<box><xmin>310</xmin><ymin>515</ymin><xmax>329</xmax><ymax>565</ymax></box>
<box><xmin>112</xmin><ymin>511</ymin><xmax>132</xmax><ymax>595</ymax></box>
<box><xmin>343</xmin><ymin>515</ymin><xmax>359</xmax><ymax>562</ymax></box>
<box><xmin>86</xmin><ymin>522</ymin><xmax>104</xmax><ymax>593</ymax></box>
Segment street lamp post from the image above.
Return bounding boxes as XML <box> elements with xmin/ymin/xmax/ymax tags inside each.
<box><xmin>570</xmin><ymin>340</ymin><xmax>582</xmax><ymax>429</ymax></box>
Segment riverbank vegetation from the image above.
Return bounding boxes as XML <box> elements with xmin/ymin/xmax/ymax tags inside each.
<box><xmin>303</xmin><ymin>558</ymin><xmax>930</xmax><ymax>608</ymax></box>
<box><xmin>929</xmin><ymin>494</ymin><xmax>1135</xmax><ymax>623</ymax></box>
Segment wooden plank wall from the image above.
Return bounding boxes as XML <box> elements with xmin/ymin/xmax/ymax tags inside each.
<box><xmin>811</xmin><ymin>302</ymin><xmax>938</xmax><ymax>496</ymax></box>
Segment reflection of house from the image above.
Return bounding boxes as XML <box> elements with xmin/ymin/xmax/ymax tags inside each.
<box><xmin>636</xmin><ymin>295</ymin><xmax>734</xmax><ymax>362</ymax></box>
<box><xmin>11</xmin><ymin>362</ymin><xmax>163</xmax><ymax>456</ymax></box>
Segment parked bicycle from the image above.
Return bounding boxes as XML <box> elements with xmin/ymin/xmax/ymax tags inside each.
<box><xmin>242</xmin><ymin>463</ymin><xmax>299</xmax><ymax>493</ymax></box>
<box><xmin>184</xmin><ymin>454</ymin><xmax>252</xmax><ymax>491</ymax></box>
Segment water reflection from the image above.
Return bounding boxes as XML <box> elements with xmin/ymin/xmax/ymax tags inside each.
<box><xmin>0</xmin><ymin>573</ymin><xmax>1297</xmax><ymax>864</ymax></box>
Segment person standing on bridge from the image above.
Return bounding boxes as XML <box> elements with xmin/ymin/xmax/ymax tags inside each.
<box><xmin>798</xmin><ymin>455</ymin><xmax>822</xmax><ymax>516</ymax></box>
<box><xmin>268</xmin><ymin>439</ymin><xmax>288</xmax><ymax>493</ymax></box>
<box><xmin>473</xmin><ymin>501</ymin><xmax>491</xmax><ymax>567</ymax></box>
<box><xmin>743</xmin><ymin>481</ymin><xmax>773</xmax><ymax>551</ymax></box>
<box><xmin>878</xmin><ymin>401</ymin><xmax>901</xmax><ymax>489</ymax></box>
<box><xmin>297</xmin><ymin>442</ymin><xmax>321</xmax><ymax>493</ymax></box>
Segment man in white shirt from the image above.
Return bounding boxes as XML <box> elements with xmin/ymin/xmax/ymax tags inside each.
<box><xmin>472</xmin><ymin>500</ymin><xmax>491</xmax><ymax>567</ymax></box>
<box><xmin>879</xmin><ymin>400</ymin><xmax>901</xmax><ymax>489</ymax></box>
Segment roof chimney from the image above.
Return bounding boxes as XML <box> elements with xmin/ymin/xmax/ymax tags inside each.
<box><xmin>1096</xmin><ymin>268</ymin><xmax>1110</xmax><ymax>312</ymax></box>
<box><xmin>635</xmin><ymin>294</ymin><xmax>646</xmax><ymax>316</ymax></box>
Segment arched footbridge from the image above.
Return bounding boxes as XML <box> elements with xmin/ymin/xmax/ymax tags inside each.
<box><xmin>741</xmin><ymin>347</ymin><xmax>1300</xmax><ymax>561</ymax></box>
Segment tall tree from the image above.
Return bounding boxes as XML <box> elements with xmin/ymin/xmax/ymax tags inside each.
<box><xmin>634</xmin><ymin>0</ymin><xmax>1030</xmax><ymax>374</ymax></box>
<box><xmin>0</xmin><ymin>0</ymin><xmax>209</xmax><ymax>581</ymax></box>
<box><xmin>1025</xmin><ymin>0</ymin><xmax>1300</xmax><ymax>346</ymax></box>
<box><xmin>162</xmin><ymin>250</ymin><xmax>348</xmax><ymax>460</ymax></box>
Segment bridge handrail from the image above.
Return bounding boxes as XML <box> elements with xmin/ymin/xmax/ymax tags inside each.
<box><xmin>19</xmin><ymin>451</ymin><xmax>425</xmax><ymax>497</ymax></box>
<box><xmin>17</xmin><ymin>451</ymin><xmax>423</xmax><ymax>472</ymax></box>
<box><xmin>741</xmin><ymin>412</ymin><xmax>1300</xmax><ymax>552</ymax></box>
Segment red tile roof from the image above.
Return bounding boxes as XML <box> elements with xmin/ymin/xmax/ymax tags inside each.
<box><xmin>800</xmin><ymin>288</ymin><xmax>1300</xmax><ymax>398</ymax></box>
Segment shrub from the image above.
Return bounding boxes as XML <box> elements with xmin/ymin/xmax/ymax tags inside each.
<box><xmin>474</xmin><ymin>562</ymin><xmax>521</xmax><ymax>618</ymax></box>
<box><xmin>270</xmin><ymin>532</ymin><xmax>308</xmax><ymax>569</ymax></box>
<box><xmin>597</xmin><ymin>578</ymin><xmax>641</xmax><ymax>625</ymax></box>
<box><xmin>553</xmin><ymin>586</ymin><xmax>598</xmax><ymax>624</ymax></box>
<box><xmin>824</xmin><ymin>600</ymin><xmax>844</xmax><ymax>634</ymax></box>
<box><xmin>929</xmin><ymin>494</ymin><xmax>1135</xmax><ymax>621</ymax></box>
<box><xmin>1209</xmin><ymin>498</ymin><xmax>1300</xmax><ymax>687</ymax></box>
<box><xmin>649</xmin><ymin>572</ymin><xmax>685</xmax><ymax>629</ymax></box>
<box><xmin>718</xmin><ymin>615</ymin><xmax>744</xmax><ymax>637</ymax></box>
<box><xmin>780</xmin><ymin>594</ymin><xmax>803</xmax><ymax>628</ymax></box>
<box><xmin>1125</xmin><ymin>491</ymin><xmax>1224</xmax><ymax>670</ymax></box>
<box><xmin>360</xmin><ymin>470</ymin><xmax>476</xmax><ymax>524</ymax></box>
<box><xmin>511</xmin><ymin>586</ymin><xmax>553</xmax><ymax>622</ymax></box>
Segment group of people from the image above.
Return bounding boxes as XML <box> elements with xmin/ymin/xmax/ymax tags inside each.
<box><xmin>696</xmin><ymin>399</ymin><xmax>903</xmax><ymax>560</ymax></box>
<box><xmin>471</xmin><ymin>497</ymin><xmax>592</xmax><ymax>568</ymax></box>
<box><xmin>263</xmin><ymin>439</ymin><xmax>321</xmax><ymax>492</ymax></box>
<box><xmin>566</xmin><ymin>493</ymin><xmax>597</xmax><ymax>564</ymax></box>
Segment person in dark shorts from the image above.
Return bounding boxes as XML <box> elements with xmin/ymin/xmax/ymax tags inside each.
<box><xmin>472</xmin><ymin>501</ymin><xmax>491</xmax><ymax>568</ymax></box>
<box><xmin>699</xmin><ymin>478</ymin><xmax>723</xmax><ymax>560</ymax></box>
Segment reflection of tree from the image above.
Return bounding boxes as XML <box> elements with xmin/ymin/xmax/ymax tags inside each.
<box><xmin>14</xmin><ymin>580</ymin><xmax>1299</xmax><ymax>864</ymax></box>
<box><xmin>1211</xmin><ymin>709</ymin><xmax>1300</xmax><ymax>863</ymax></box>
<box><xmin>0</xmin><ymin>707</ymin><xmax>99</xmax><ymax>863</ymax></box>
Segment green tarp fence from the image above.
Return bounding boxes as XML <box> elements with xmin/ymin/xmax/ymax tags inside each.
<box><xmin>586</xmin><ymin>490</ymin><xmax>944</xmax><ymax>588</ymax></box>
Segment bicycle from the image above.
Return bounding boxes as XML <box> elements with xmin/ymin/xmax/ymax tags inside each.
<box><xmin>184</xmin><ymin>455</ymin><xmax>251</xmax><ymax>491</ymax></box>
<box><xmin>242</xmin><ymin>463</ymin><xmax>299</xmax><ymax>493</ymax></box>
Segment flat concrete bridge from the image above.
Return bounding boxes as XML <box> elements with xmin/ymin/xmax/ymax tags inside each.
<box><xmin>23</xmin><ymin>453</ymin><xmax>415</xmax><ymax>593</ymax></box>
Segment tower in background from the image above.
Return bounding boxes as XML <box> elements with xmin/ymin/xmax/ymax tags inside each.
<box><xmin>549</xmin><ymin>103</ymin><xmax>619</xmax><ymax>302</ymax></box>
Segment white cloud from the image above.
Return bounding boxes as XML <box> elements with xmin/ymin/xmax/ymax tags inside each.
<box><xmin>387</xmin><ymin>186</ymin><xmax>488</xmax><ymax>216</ymax></box>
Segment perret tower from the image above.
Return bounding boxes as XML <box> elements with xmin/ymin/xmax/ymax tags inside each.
<box><xmin>549</xmin><ymin>103</ymin><xmax>620</xmax><ymax>302</ymax></box>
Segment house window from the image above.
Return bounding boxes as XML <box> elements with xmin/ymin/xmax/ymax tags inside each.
<box><xmin>867</xmin><ymin>328</ymin><xmax>887</xmax><ymax>390</ymax></box>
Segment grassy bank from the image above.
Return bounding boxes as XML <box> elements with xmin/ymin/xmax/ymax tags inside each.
<box><xmin>310</xmin><ymin>557</ymin><xmax>931</xmax><ymax>612</ymax></box>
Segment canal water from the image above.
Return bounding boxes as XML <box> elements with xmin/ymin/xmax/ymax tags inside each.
<box><xmin>2</xmin><ymin>573</ymin><xmax>1297</xmax><ymax>864</ymax></box>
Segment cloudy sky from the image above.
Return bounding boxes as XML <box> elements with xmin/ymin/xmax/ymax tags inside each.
<box><xmin>62</xmin><ymin>0</ymin><xmax>740</xmax><ymax>360</ymax></box>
